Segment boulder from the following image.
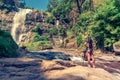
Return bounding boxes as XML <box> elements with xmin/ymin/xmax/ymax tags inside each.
<box><xmin>113</xmin><ymin>41</ymin><xmax>120</xmax><ymax>55</ymax></box>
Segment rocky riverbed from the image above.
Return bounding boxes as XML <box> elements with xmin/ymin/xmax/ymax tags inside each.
<box><xmin>0</xmin><ymin>49</ymin><xmax>120</xmax><ymax>80</ymax></box>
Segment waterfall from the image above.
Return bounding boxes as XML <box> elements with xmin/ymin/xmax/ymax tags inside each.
<box><xmin>11</xmin><ymin>9</ymin><xmax>32</xmax><ymax>44</ymax></box>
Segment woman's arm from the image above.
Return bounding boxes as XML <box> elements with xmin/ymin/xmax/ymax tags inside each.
<box><xmin>84</xmin><ymin>42</ymin><xmax>89</xmax><ymax>47</ymax></box>
<box><xmin>93</xmin><ymin>43</ymin><xmax>96</xmax><ymax>49</ymax></box>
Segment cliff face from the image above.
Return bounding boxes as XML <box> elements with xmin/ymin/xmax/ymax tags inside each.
<box><xmin>0</xmin><ymin>0</ymin><xmax>17</xmax><ymax>31</ymax></box>
<box><xmin>0</xmin><ymin>12</ymin><xmax>15</xmax><ymax>32</ymax></box>
<box><xmin>1</xmin><ymin>9</ymin><xmax>48</xmax><ymax>40</ymax></box>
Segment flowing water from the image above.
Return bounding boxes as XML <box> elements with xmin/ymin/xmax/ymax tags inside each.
<box><xmin>11</xmin><ymin>9</ymin><xmax>32</xmax><ymax>44</ymax></box>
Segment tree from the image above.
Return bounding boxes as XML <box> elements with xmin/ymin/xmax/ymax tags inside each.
<box><xmin>51</xmin><ymin>0</ymin><xmax>74</xmax><ymax>25</ymax></box>
<box><xmin>76</xmin><ymin>0</ymin><xmax>86</xmax><ymax>14</ymax></box>
<box><xmin>76</xmin><ymin>0</ymin><xmax>81</xmax><ymax>13</ymax></box>
<box><xmin>91</xmin><ymin>0</ymin><xmax>120</xmax><ymax>51</ymax></box>
<box><xmin>18</xmin><ymin>0</ymin><xmax>26</xmax><ymax>8</ymax></box>
<box><xmin>74</xmin><ymin>0</ymin><xmax>120</xmax><ymax>52</ymax></box>
<box><xmin>0</xmin><ymin>0</ymin><xmax>18</xmax><ymax>13</ymax></box>
<box><xmin>47</xmin><ymin>0</ymin><xmax>60</xmax><ymax>12</ymax></box>
<box><xmin>57</xmin><ymin>26</ymin><xmax>66</xmax><ymax>47</ymax></box>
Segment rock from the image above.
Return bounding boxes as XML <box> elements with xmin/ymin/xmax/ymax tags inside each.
<box><xmin>17</xmin><ymin>46</ymin><xmax>28</xmax><ymax>57</ymax></box>
<box><xmin>43</xmin><ymin>63</ymin><xmax>118</xmax><ymax>80</ymax></box>
<box><xmin>26</xmin><ymin>10</ymin><xmax>43</xmax><ymax>22</ymax></box>
<box><xmin>113</xmin><ymin>41</ymin><xmax>120</xmax><ymax>55</ymax></box>
<box><xmin>0</xmin><ymin>57</ymin><xmax>119</xmax><ymax>80</ymax></box>
<box><xmin>0</xmin><ymin>12</ymin><xmax>15</xmax><ymax>32</ymax></box>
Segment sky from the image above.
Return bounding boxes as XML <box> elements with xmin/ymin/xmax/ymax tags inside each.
<box><xmin>25</xmin><ymin>0</ymin><xmax>48</xmax><ymax>11</ymax></box>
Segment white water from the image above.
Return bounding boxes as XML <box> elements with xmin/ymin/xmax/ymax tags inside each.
<box><xmin>70</xmin><ymin>57</ymin><xmax>85</xmax><ymax>62</ymax></box>
<box><xmin>11</xmin><ymin>9</ymin><xmax>32</xmax><ymax>44</ymax></box>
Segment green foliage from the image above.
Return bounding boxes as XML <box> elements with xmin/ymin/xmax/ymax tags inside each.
<box><xmin>73</xmin><ymin>11</ymin><xmax>94</xmax><ymax>48</ymax></box>
<box><xmin>52</xmin><ymin>0</ymin><xmax>73</xmax><ymax>20</ymax></box>
<box><xmin>0</xmin><ymin>0</ymin><xmax>17</xmax><ymax>13</ymax></box>
<box><xmin>82</xmin><ymin>0</ymin><xmax>93</xmax><ymax>12</ymax></box>
<box><xmin>0</xmin><ymin>30</ymin><xmax>19</xmax><ymax>57</ymax></box>
<box><xmin>34</xmin><ymin>24</ymin><xmax>40</xmax><ymax>32</ymax></box>
<box><xmin>74</xmin><ymin>0</ymin><xmax>120</xmax><ymax>51</ymax></box>
<box><xmin>2</xmin><ymin>21</ymin><xmax>7</xmax><ymax>26</ymax></box>
<box><xmin>76</xmin><ymin>35</ymin><xmax>83</xmax><ymax>47</ymax></box>
<box><xmin>91</xmin><ymin>0</ymin><xmax>120</xmax><ymax>51</ymax></box>
<box><xmin>2</xmin><ymin>9</ymin><xmax>9</xmax><ymax>14</ymax></box>
<box><xmin>30</xmin><ymin>23</ymin><xmax>52</xmax><ymax>50</ymax></box>
<box><xmin>47</xmin><ymin>0</ymin><xmax>81</xmax><ymax>27</ymax></box>
<box><xmin>47</xmin><ymin>27</ymin><xmax>58</xmax><ymax>37</ymax></box>
<box><xmin>33</xmin><ymin>34</ymin><xmax>49</xmax><ymax>42</ymax></box>
<box><xmin>74</xmin><ymin>11</ymin><xmax>94</xmax><ymax>35</ymax></box>
<box><xmin>48</xmin><ymin>26</ymin><xmax>66</xmax><ymax>38</ymax></box>
<box><xmin>30</xmin><ymin>31</ymin><xmax>51</xmax><ymax>51</ymax></box>
<box><xmin>57</xmin><ymin>26</ymin><xmax>66</xmax><ymax>37</ymax></box>
<box><xmin>46</xmin><ymin>16</ymin><xmax>55</xmax><ymax>24</ymax></box>
<box><xmin>24</xmin><ymin>41</ymin><xmax>52</xmax><ymax>51</ymax></box>
<box><xmin>47</xmin><ymin>0</ymin><xmax>60</xmax><ymax>12</ymax></box>
<box><xmin>33</xmin><ymin>24</ymin><xmax>42</xmax><ymax>35</ymax></box>
<box><xmin>66</xmin><ymin>30</ymin><xmax>74</xmax><ymax>39</ymax></box>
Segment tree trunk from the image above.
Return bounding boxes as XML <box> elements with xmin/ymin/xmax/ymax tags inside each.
<box><xmin>101</xmin><ymin>36</ymin><xmax>104</xmax><ymax>53</ymax></box>
<box><xmin>76</xmin><ymin>0</ymin><xmax>86</xmax><ymax>14</ymax></box>
<box><xmin>89</xmin><ymin>0</ymin><xmax>94</xmax><ymax>11</ymax></box>
<box><xmin>76</xmin><ymin>0</ymin><xmax>81</xmax><ymax>14</ymax></box>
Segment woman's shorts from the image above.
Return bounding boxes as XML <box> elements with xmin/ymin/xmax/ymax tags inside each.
<box><xmin>86</xmin><ymin>49</ymin><xmax>93</xmax><ymax>55</ymax></box>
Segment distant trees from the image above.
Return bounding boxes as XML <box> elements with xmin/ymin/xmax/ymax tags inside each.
<box><xmin>47</xmin><ymin>0</ymin><xmax>60</xmax><ymax>12</ymax></box>
<box><xmin>17</xmin><ymin>0</ymin><xmax>26</xmax><ymax>8</ymax></box>
<box><xmin>75</xmin><ymin>0</ymin><xmax>120</xmax><ymax>51</ymax></box>
<box><xmin>92</xmin><ymin>0</ymin><xmax>120</xmax><ymax>51</ymax></box>
<box><xmin>46</xmin><ymin>0</ymin><xmax>120</xmax><ymax>51</ymax></box>
<box><xmin>0</xmin><ymin>0</ymin><xmax>17</xmax><ymax>13</ymax></box>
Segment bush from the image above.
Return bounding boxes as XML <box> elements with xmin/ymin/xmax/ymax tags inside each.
<box><xmin>0</xmin><ymin>30</ymin><xmax>19</xmax><ymax>57</ymax></box>
<box><xmin>66</xmin><ymin>30</ymin><xmax>74</xmax><ymax>39</ymax></box>
<box><xmin>2</xmin><ymin>21</ymin><xmax>7</xmax><ymax>27</ymax></box>
<box><xmin>3</xmin><ymin>9</ymin><xmax>9</xmax><ymax>14</ymax></box>
<box><xmin>57</xmin><ymin>26</ymin><xmax>66</xmax><ymax>37</ymax></box>
<box><xmin>76</xmin><ymin>35</ymin><xmax>83</xmax><ymax>47</ymax></box>
<box><xmin>33</xmin><ymin>33</ymin><xmax>49</xmax><ymax>42</ymax></box>
<box><xmin>47</xmin><ymin>27</ymin><xmax>58</xmax><ymax>37</ymax></box>
<box><xmin>33</xmin><ymin>24</ymin><xmax>42</xmax><ymax>35</ymax></box>
<box><xmin>46</xmin><ymin>16</ymin><xmax>55</xmax><ymax>24</ymax></box>
<box><xmin>24</xmin><ymin>41</ymin><xmax>52</xmax><ymax>51</ymax></box>
<box><xmin>0</xmin><ymin>0</ymin><xmax>17</xmax><ymax>13</ymax></box>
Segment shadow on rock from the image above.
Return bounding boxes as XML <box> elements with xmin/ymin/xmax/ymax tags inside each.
<box><xmin>26</xmin><ymin>51</ymin><xmax>71</xmax><ymax>60</ymax></box>
<box><xmin>96</xmin><ymin>58</ymin><xmax>120</xmax><ymax>74</ymax></box>
<box><xmin>0</xmin><ymin>58</ymin><xmax>46</xmax><ymax>80</ymax></box>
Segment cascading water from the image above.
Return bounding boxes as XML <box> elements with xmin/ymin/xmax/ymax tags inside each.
<box><xmin>11</xmin><ymin>9</ymin><xmax>32</xmax><ymax>44</ymax></box>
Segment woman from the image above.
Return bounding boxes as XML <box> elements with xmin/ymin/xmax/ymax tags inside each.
<box><xmin>84</xmin><ymin>35</ymin><xmax>95</xmax><ymax>68</ymax></box>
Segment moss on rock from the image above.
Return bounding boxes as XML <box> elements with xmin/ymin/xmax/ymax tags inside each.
<box><xmin>0</xmin><ymin>30</ymin><xmax>19</xmax><ymax>57</ymax></box>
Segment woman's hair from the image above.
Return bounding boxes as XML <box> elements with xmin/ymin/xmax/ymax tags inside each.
<box><xmin>86</xmin><ymin>34</ymin><xmax>93</xmax><ymax>48</ymax></box>
<box><xmin>87</xmin><ymin>34</ymin><xmax>92</xmax><ymax>42</ymax></box>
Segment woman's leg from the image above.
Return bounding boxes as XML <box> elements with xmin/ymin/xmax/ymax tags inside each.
<box><xmin>86</xmin><ymin>52</ymin><xmax>91</xmax><ymax>67</ymax></box>
<box><xmin>91</xmin><ymin>54</ymin><xmax>95</xmax><ymax>68</ymax></box>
